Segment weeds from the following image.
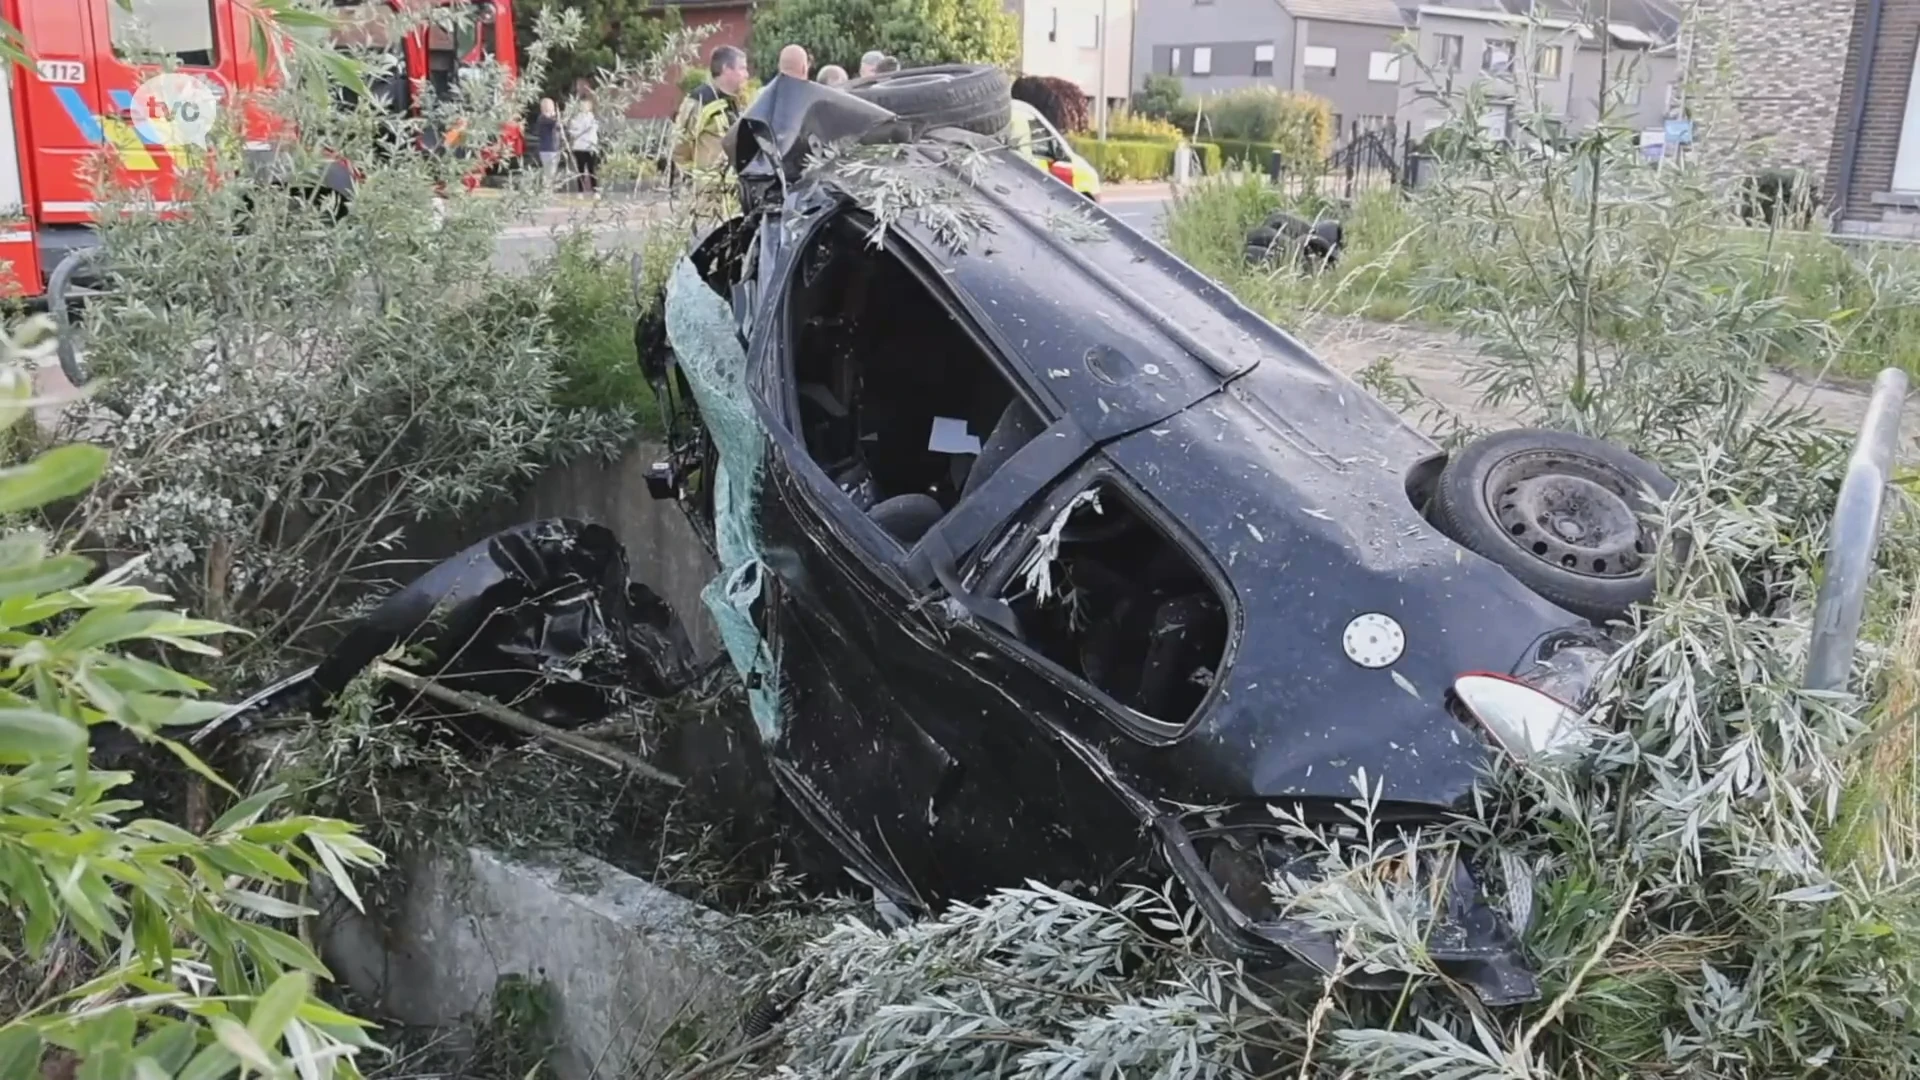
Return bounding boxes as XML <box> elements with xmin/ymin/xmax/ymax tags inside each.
<box><xmin>518</xmin><ymin>226</ymin><xmax>688</xmax><ymax>436</ymax></box>
<box><xmin>1166</xmin><ymin>165</ymin><xmax>1920</xmax><ymax>383</ymax></box>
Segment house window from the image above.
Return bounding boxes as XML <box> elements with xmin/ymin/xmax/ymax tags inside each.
<box><xmin>1535</xmin><ymin>45</ymin><xmax>1562</xmax><ymax>78</ymax></box>
<box><xmin>1303</xmin><ymin>45</ymin><xmax>1338</xmax><ymax>75</ymax></box>
<box><xmin>1892</xmin><ymin>35</ymin><xmax>1920</xmax><ymax>191</ymax></box>
<box><xmin>1047</xmin><ymin>7</ymin><xmax>1058</xmax><ymax>42</ymax></box>
<box><xmin>1254</xmin><ymin>43</ymin><xmax>1275</xmax><ymax>77</ymax></box>
<box><xmin>1192</xmin><ymin>46</ymin><xmax>1213</xmax><ymax>75</ymax></box>
<box><xmin>1367</xmin><ymin>50</ymin><xmax>1400</xmax><ymax>81</ymax></box>
<box><xmin>110</xmin><ymin>0</ymin><xmax>220</xmax><ymax>66</ymax></box>
<box><xmin>1171</xmin><ymin>47</ymin><xmax>1183</xmax><ymax>73</ymax></box>
<box><xmin>1482</xmin><ymin>38</ymin><xmax>1515</xmax><ymax>75</ymax></box>
<box><xmin>1436</xmin><ymin>33</ymin><xmax>1463</xmax><ymax>70</ymax></box>
<box><xmin>1605</xmin><ymin>63</ymin><xmax>1646</xmax><ymax>108</ymax></box>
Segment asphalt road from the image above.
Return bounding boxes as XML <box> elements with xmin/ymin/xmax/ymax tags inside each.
<box><xmin>1100</xmin><ymin>184</ymin><xmax>1174</xmax><ymax>238</ymax></box>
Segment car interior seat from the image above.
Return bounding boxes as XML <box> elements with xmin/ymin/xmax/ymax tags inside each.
<box><xmin>869</xmin><ymin>493</ymin><xmax>946</xmax><ymax>544</ymax></box>
<box><xmin>951</xmin><ymin>398</ymin><xmax>1045</xmax><ymax>500</ymax></box>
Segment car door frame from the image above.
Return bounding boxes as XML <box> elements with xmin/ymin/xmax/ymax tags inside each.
<box><xmin>742</xmin><ymin>201</ymin><xmax>1104</xmax><ymax>903</ymax></box>
<box><xmin>955</xmin><ymin>455</ymin><xmax>1242</xmax><ymax>747</ymax></box>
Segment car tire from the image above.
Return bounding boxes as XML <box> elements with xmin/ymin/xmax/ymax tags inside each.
<box><xmin>1429</xmin><ymin>428</ymin><xmax>1675</xmax><ymax>624</ymax></box>
<box><xmin>842</xmin><ymin>64</ymin><xmax>1012</xmax><ymax>137</ymax></box>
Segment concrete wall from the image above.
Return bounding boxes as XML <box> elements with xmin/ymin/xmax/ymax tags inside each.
<box><xmin>1021</xmin><ymin>0</ymin><xmax>1135</xmax><ymax>102</ymax></box>
<box><xmin>1133</xmin><ymin>0</ymin><xmax>1295</xmax><ymax>93</ymax></box>
<box><xmin>1675</xmin><ymin>0</ymin><xmax>1857</xmax><ymax>177</ymax></box>
<box><xmin>320</xmin><ymin>847</ymin><xmax>758</xmax><ymax>1080</ymax></box>
<box><xmin>1827</xmin><ymin>0</ymin><xmax>1920</xmax><ymax>236</ymax></box>
<box><xmin>308</xmin><ymin>448</ymin><xmax>750</xmax><ymax>1078</ymax></box>
<box><xmin>1295</xmin><ymin>18</ymin><xmax>1403</xmax><ymax>131</ymax></box>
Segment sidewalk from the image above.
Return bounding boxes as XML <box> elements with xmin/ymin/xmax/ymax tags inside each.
<box><xmin>467</xmin><ymin>187</ymin><xmax>671</xmax><ymax>237</ymax></box>
<box><xmin>1102</xmin><ymin>181</ymin><xmax>1174</xmax><ymax>202</ymax></box>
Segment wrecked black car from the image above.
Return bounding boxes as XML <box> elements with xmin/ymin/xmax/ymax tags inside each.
<box><xmin>633</xmin><ymin>71</ymin><xmax>1674</xmax><ymax>1005</ymax></box>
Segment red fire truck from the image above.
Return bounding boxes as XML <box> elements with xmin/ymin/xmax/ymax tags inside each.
<box><xmin>0</xmin><ymin>0</ymin><xmax>520</xmax><ymax>301</ymax></box>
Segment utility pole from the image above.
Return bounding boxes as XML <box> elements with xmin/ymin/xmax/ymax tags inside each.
<box><xmin>1097</xmin><ymin>0</ymin><xmax>1111</xmax><ymax>140</ymax></box>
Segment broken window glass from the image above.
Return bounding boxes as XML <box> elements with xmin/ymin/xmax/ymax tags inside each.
<box><xmin>787</xmin><ymin>213</ymin><xmax>1041</xmax><ymax>549</ymax></box>
<box><xmin>1000</xmin><ymin>480</ymin><xmax>1230</xmax><ymax>728</ymax></box>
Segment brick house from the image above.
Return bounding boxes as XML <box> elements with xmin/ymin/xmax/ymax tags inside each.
<box><xmin>625</xmin><ymin>0</ymin><xmax>756</xmax><ymax>120</ymax></box>
<box><xmin>1829</xmin><ymin>0</ymin><xmax>1920</xmax><ymax>236</ymax></box>
<box><xmin>1678</xmin><ymin>0</ymin><xmax>1920</xmax><ymax>238</ymax></box>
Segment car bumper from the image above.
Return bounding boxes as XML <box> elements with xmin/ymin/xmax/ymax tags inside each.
<box><xmin>1153</xmin><ymin>811</ymin><xmax>1540</xmax><ymax>1007</ymax></box>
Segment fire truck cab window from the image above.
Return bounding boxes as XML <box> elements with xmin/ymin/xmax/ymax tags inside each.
<box><xmin>425</xmin><ymin>16</ymin><xmax>497</xmax><ymax>100</ymax></box>
<box><xmin>109</xmin><ymin>0</ymin><xmax>221</xmax><ymax>67</ymax></box>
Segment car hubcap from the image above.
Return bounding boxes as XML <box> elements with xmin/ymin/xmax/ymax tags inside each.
<box><xmin>1483</xmin><ymin>452</ymin><xmax>1651</xmax><ymax>579</ymax></box>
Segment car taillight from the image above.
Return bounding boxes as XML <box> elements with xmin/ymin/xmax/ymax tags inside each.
<box><xmin>1048</xmin><ymin>161</ymin><xmax>1076</xmax><ymax>186</ymax></box>
<box><xmin>1452</xmin><ymin>672</ymin><xmax>1583</xmax><ymax>760</ymax></box>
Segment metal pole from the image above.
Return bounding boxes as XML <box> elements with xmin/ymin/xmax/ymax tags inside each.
<box><xmin>1805</xmin><ymin>366</ymin><xmax>1909</xmax><ymax>693</ymax></box>
<box><xmin>1097</xmin><ymin>0</ymin><xmax>1111</xmax><ymax>142</ymax></box>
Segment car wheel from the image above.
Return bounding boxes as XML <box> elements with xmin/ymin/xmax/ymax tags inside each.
<box><xmin>1430</xmin><ymin>428</ymin><xmax>1674</xmax><ymax>623</ymax></box>
<box><xmin>842</xmin><ymin>64</ymin><xmax>1012</xmax><ymax>137</ymax></box>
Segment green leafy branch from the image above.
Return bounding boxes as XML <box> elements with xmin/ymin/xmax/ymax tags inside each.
<box><xmin>0</xmin><ymin>318</ymin><xmax>385</xmax><ymax>1079</ymax></box>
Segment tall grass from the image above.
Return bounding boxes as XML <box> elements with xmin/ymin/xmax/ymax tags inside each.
<box><xmin>1166</xmin><ymin>168</ymin><xmax>1920</xmax><ymax>380</ymax></box>
<box><xmin>1164</xmin><ymin>172</ymin><xmax>1424</xmax><ymax>324</ymax></box>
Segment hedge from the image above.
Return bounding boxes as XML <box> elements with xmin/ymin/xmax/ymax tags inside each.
<box><xmin>1211</xmin><ymin>139</ymin><xmax>1305</xmax><ymax>172</ymax></box>
<box><xmin>1065</xmin><ymin>135</ymin><xmax>1222</xmax><ymax>181</ymax></box>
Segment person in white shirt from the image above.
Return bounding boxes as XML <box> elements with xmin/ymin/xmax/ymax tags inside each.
<box><xmin>566</xmin><ymin>97</ymin><xmax>601</xmax><ymax>196</ymax></box>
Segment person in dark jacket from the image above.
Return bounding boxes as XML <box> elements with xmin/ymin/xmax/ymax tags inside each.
<box><xmin>533</xmin><ymin>97</ymin><xmax>562</xmax><ymax>189</ymax></box>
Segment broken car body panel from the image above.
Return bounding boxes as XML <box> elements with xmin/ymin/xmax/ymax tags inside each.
<box><xmin>197</xmin><ymin>519</ymin><xmax>701</xmax><ymax>742</ymax></box>
<box><xmin>651</xmin><ymin>77</ymin><xmax>1582</xmax><ymax>1003</ymax></box>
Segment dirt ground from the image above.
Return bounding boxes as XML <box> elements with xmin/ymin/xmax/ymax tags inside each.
<box><xmin>1298</xmin><ymin>316</ymin><xmax>1920</xmax><ymax>457</ymax></box>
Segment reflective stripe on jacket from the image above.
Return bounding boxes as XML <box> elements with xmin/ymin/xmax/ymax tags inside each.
<box><xmin>675</xmin><ymin>83</ymin><xmax>740</xmax><ymax>169</ymax></box>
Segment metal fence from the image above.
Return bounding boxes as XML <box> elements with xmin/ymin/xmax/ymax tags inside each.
<box><xmin>1251</xmin><ymin>119</ymin><xmax>1416</xmax><ymax>200</ymax></box>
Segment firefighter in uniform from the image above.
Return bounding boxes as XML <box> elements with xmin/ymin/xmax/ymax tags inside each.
<box><xmin>674</xmin><ymin>46</ymin><xmax>752</xmax><ymax>216</ymax></box>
